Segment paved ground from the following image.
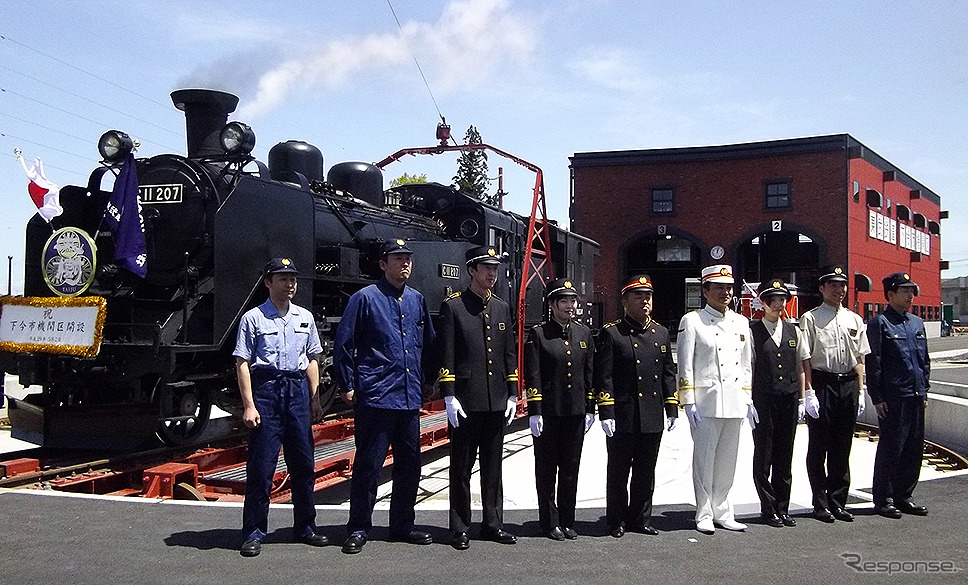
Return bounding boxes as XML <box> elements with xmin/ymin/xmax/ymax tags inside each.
<box><xmin>1</xmin><ymin>469</ymin><xmax>965</xmax><ymax>585</ymax></box>
<box><xmin>1</xmin><ymin>336</ymin><xmax>966</xmax><ymax>584</ymax></box>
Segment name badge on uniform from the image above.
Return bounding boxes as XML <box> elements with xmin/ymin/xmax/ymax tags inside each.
<box><xmin>579</xmin><ymin>340</ymin><xmax>587</xmax><ymax>348</ymax></box>
<box><xmin>499</xmin><ymin>322</ymin><xmax>506</xmax><ymax>330</ymax></box>
<box><xmin>300</xmin><ymin>322</ymin><xmax>310</xmax><ymax>328</ymax></box>
<box><xmin>848</xmin><ymin>329</ymin><xmax>858</xmax><ymax>337</ymax></box>
<box><xmin>740</xmin><ymin>334</ymin><xmax>746</xmax><ymax>341</ymax></box>
<box><xmin>660</xmin><ymin>344</ymin><xmax>667</xmax><ymax>353</ymax></box>
<box><xmin>788</xmin><ymin>339</ymin><xmax>797</xmax><ymax>347</ymax></box>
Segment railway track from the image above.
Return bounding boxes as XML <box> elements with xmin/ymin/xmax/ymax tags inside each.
<box><xmin>1</xmin><ymin>408</ymin><xmax>964</xmax><ymax>503</ymax></box>
<box><xmin>0</xmin><ymin>401</ymin><xmax>451</xmax><ymax>502</ymax></box>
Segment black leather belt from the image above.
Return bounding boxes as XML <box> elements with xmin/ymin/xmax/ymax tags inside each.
<box><xmin>812</xmin><ymin>369</ymin><xmax>857</xmax><ymax>381</ymax></box>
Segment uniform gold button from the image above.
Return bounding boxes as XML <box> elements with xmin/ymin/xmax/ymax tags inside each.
<box><xmin>488</xmin><ymin>360</ymin><xmax>493</xmax><ymax>364</ymax></box>
<box><xmin>487</xmin><ymin>337</ymin><xmax>491</xmax><ymax>341</ymax></box>
<box><xmin>776</xmin><ymin>353</ymin><xmax>782</xmax><ymax>358</ymax></box>
<box><xmin>654</xmin><ymin>342</ymin><xmax>658</xmax><ymax>347</ymax></box>
<box><xmin>567</xmin><ymin>384</ymin><xmax>572</xmax><ymax>389</ymax></box>
<box><xmin>636</xmin><ymin>359</ymin><xmax>641</xmax><ymax>364</ymax></box>
<box><xmin>487</xmin><ymin>325</ymin><xmax>491</xmax><ymax>330</ymax></box>
<box><xmin>633</xmin><ymin>343</ymin><xmax>639</xmax><ymax>348</ymax></box>
<box><xmin>779</xmin><ymin>376</ymin><xmax>784</xmax><ymax>380</ymax></box>
<box><xmin>638</xmin><ymin>376</ymin><xmax>643</xmax><ymax>380</ymax></box>
<box><xmin>405</xmin><ymin>368</ymin><xmax>410</xmax><ymax>372</ymax></box>
<box><xmin>639</xmin><ymin>393</ymin><xmax>643</xmax><ymax>397</ymax></box>
<box><xmin>488</xmin><ymin>348</ymin><xmax>492</xmax><ymax>352</ymax></box>
<box><xmin>567</xmin><ymin>362</ymin><xmax>572</xmax><ymax>367</ymax></box>
<box><xmin>567</xmin><ymin>350</ymin><xmax>572</xmax><ymax>355</ymax></box>
<box><xmin>489</xmin><ymin>372</ymin><xmax>493</xmax><ymax>376</ymax></box>
<box><xmin>564</xmin><ymin>341</ymin><xmax>570</xmax><ymax>346</ymax></box>
<box><xmin>778</xmin><ymin>364</ymin><xmax>783</xmax><ymax>369</ymax></box>
<box><xmin>654</xmin><ymin>374</ymin><xmax>658</xmax><ymax>379</ymax></box>
<box><xmin>567</xmin><ymin>372</ymin><xmax>572</xmax><ymax>378</ymax></box>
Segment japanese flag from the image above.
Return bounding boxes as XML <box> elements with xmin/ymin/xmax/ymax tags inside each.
<box><xmin>17</xmin><ymin>151</ymin><xmax>63</xmax><ymax>222</ymax></box>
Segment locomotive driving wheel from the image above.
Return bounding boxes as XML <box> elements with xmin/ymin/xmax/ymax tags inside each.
<box><xmin>156</xmin><ymin>381</ymin><xmax>213</xmax><ymax>446</ymax></box>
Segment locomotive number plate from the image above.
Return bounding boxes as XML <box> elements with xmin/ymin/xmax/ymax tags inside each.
<box><xmin>439</xmin><ymin>263</ymin><xmax>461</xmax><ymax>279</ymax></box>
<box><xmin>139</xmin><ymin>184</ymin><xmax>183</xmax><ymax>204</ymax></box>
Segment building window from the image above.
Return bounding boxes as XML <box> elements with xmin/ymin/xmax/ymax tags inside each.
<box><xmin>765</xmin><ymin>182</ymin><xmax>790</xmax><ymax>209</ymax></box>
<box><xmin>651</xmin><ymin>188</ymin><xmax>674</xmax><ymax>214</ymax></box>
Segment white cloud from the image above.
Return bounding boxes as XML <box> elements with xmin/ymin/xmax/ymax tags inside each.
<box><xmin>226</xmin><ymin>0</ymin><xmax>536</xmax><ymax>118</ymax></box>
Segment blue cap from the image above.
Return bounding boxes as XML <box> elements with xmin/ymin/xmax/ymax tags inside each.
<box><xmin>263</xmin><ymin>257</ymin><xmax>298</xmax><ymax>275</ymax></box>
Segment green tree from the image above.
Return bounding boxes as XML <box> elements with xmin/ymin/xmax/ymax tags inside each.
<box><xmin>453</xmin><ymin>125</ymin><xmax>494</xmax><ymax>205</ymax></box>
<box><xmin>389</xmin><ymin>172</ymin><xmax>428</xmax><ymax>187</ymax></box>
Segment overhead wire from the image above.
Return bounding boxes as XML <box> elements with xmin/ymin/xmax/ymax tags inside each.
<box><xmin>385</xmin><ymin>0</ymin><xmax>456</xmax><ymax>145</ymax></box>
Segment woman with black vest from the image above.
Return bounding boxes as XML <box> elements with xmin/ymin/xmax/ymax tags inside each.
<box><xmin>750</xmin><ymin>279</ymin><xmax>810</xmax><ymax>528</ymax></box>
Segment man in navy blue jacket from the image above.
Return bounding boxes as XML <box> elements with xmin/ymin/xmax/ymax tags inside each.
<box><xmin>333</xmin><ymin>238</ymin><xmax>436</xmax><ymax>554</ymax></box>
<box><xmin>865</xmin><ymin>272</ymin><xmax>930</xmax><ymax>519</ymax></box>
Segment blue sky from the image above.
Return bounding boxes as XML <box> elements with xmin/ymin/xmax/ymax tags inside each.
<box><xmin>1</xmin><ymin>0</ymin><xmax>966</xmax><ymax>293</ymax></box>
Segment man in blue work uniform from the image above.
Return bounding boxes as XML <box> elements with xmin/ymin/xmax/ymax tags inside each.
<box><xmin>866</xmin><ymin>272</ymin><xmax>930</xmax><ymax>519</ymax></box>
<box><xmin>235</xmin><ymin>257</ymin><xmax>327</xmax><ymax>557</ymax></box>
<box><xmin>438</xmin><ymin>246</ymin><xmax>519</xmax><ymax>550</ymax></box>
<box><xmin>333</xmin><ymin>238</ymin><xmax>436</xmax><ymax>554</ymax></box>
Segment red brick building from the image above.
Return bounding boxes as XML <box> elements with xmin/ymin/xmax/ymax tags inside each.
<box><xmin>570</xmin><ymin>135</ymin><xmax>946</xmax><ymax>335</ymax></box>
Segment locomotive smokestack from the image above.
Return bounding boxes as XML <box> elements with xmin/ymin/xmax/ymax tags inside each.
<box><xmin>170</xmin><ymin>89</ymin><xmax>240</xmax><ymax>158</ymax></box>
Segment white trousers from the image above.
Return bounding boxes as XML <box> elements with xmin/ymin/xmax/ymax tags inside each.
<box><xmin>691</xmin><ymin>417</ymin><xmax>743</xmax><ymax>523</ymax></box>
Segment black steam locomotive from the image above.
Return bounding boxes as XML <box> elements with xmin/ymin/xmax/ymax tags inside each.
<box><xmin>1</xmin><ymin>89</ymin><xmax>598</xmax><ymax>449</ymax></box>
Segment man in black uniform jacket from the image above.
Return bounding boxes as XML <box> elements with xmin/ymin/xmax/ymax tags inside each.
<box><xmin>594</xmin><ymin>275</ymin><xmax>678</xmax><ymax>537</ymax></box>
<box><xmin>438</xmin><ymin>246</ymin><xmax>519</xmax><ymax>550</ymax></box>
<box><xmin>524</xmin><ymin>278</ymin><xmax>597</xmax><ymax>541</ymax></box>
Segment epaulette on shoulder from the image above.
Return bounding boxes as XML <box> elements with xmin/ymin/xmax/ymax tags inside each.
<box><xmin>603</xmin><ymin>319</ymin><xmax>621</xmax><ymax>328</ymax></box>
<box><xmin>445</xmin><ymin>291</ymin><xmax>462</xmax><ymax>300</ymax></box>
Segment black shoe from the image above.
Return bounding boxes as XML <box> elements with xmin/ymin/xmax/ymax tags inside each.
<box><xmin>240</xmin><ymin>539</ymin><xmax>261</xmax><ymax>557</ymax></box>
<box><xmin>875</xmin><ymin>504</ymin><xmax>903</xmax><ymax>519</ymax></box>
<box><xmin>639</xmin><ymin>525</ymin><xmax>659</xmax><ymax>535</ymax></box>
<box><xmin>389</xmin><ymin>529</ymin><xmax>433</xmax><ymax>545</ymax></box>
<box><xmin>610</xmin><ymin>525</ymin><xmax>625</xmax><ymax>538</ymax></box>
<box><xmin>341</xmin><ymin>533</ymin><xmax>367</xmax><ymax>554</ymax></box>
<box><xmin>561</xmin><ymin>527</ymin><xmax>578</xmax><ymax>540</ymax></box>
<box><xmin>546</xmin><ymin>527</ymin><xmax>565</xmax><ymax>541</ymax></box>
<box><xmin>482</xmin><ymin>529</ymin><xmax>517</xmax><ymax>544</ymax></box>
<box><xmin>761</xmin><ymin>513</ymin><xmax>784</xmax><ymax>528</ymax></box>
<box><xmin>897</xmin><ymin>501</ymin><xmax>928</xmax><ymax>516</ymax></box>
<box><xmin>831</xmin><ymin>507</ymin><xmax>854</xmax><ymax>522</ymax></box>
<box><xmin>814</xmin><ymin>508</ymin><xmax>835</xmax><ymax>523</ymax></box>
<box><xmin>296</xmin><ymin>531</ymin><xmax>329</xmax><ymax>546</ymax></box>
<box><xmin>451</xmin><ymin>531</ymin><xmax>470</xmax><ymax>550</ymax></box>
<box><xmin>780</xmin><ymin>514</ymin><xmax>797</xmax><ymax>527</ymax></box>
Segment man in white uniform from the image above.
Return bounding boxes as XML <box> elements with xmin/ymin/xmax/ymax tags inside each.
<box><xmin>677</xmin><ymin>264</ymin><xmax>756</xmax><ymax>535</ymax></box>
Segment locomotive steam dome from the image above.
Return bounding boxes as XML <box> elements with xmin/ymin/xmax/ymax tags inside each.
<box><xmin>327</xmin><ymin>161</ymin><xmax>384</xmax><ymax>207</ymax></box>
<box><xmin>268</xmin><ymin>140</ymin><xmax>324</xmax><ymax>183</ymax></box>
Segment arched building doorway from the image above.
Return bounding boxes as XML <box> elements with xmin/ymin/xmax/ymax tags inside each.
<box><xmin>621</xmin><ymin>231</ymin><xmax>703</xmax><ymax>333</ymax></box>
<box><xmin>736</xmin><ymin>224</ymin><xmax>823</xmax><ymax>316</ymax></box>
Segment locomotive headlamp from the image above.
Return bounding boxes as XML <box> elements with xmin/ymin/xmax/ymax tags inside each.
<box><xmin>219</xmin><ymin>121</ymin><xmax>256</xmax><ymax>155</ymax></box>
<box><xmin>98</xmin><ymin>130</ymin><xmax>134</xmax><ymax>163</ymax></box>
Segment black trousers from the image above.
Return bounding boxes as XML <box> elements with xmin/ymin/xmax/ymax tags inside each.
<box><xmin>605</xmin><ymin>431</ymin><xmax>662</xmax><ymax>529</ymax></box>
<box><xmin>805</xmin><ymin>370</ymin><xmax>859</xmax><ymax>511</ymax></box>
<box><xmin>533</xmin><ymin>415</ymin><xmax>585</xmax><ymax>531</ymax></box>
<box><xmin>449</xmin><ymin>411</ymin><xmax>506</xmax><ymax>533</ymax></box>
<box><xmin>872</xmin><ymin>396</ymin><xmax>925</xmax><ymax>507</ymax></box>
<box><xmin>751</xmin><ymin>391</ymin><xmax>799</xmax><ymax>516</ymax></box>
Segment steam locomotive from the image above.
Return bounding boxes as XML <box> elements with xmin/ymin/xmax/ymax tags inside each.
<box><xmin>0</xmin><ymin>89</ymin><xmax>598</xmax><ymax>449</ymax></box>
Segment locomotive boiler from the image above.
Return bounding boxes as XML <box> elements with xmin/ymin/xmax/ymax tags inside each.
<box><xmin>0</xmin><ymin>89</ymin><xmax>598</xmax><ymax>449</ymax></box>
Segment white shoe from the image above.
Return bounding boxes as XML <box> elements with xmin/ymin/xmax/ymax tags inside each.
<box><xmin>696</xmin><ymin>519</ymin><xmax>715</xmax><ymax>534</ymax></box>
<box><xmin>714</xmin><ymin>519</ymin><xmax>747</xmax><ymax>531</ymax></box>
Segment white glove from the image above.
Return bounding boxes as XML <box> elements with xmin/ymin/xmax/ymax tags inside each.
<box><xmin>601</xmin><ymin>418</ymin><xmax>615</xmax><ymax>437</ymax></box>
<box><xmin>584</xmin><ymin>412</ymin><xmax>596</xmax><ymax>434</ymax></box>
<box><xmin>667</xmin><ymin>416</ymin><xmax>677</xmax><ymax>431</ymax></box>
<box><xmin>798</xmin><ymin>398</ymin><xmax>806</xmax><ymax>423</ymax></box>
<box><xmin>685</xmin><ymin>404</ymin><xmax>702</xmax><ymax>429</ymax></box>
<box><xmin>529</xmin><ymin>415</ymin><xmax>543</xmax><ymax>437</ymax></box>
<box><xmin>747</xmin><ymin>403</ymin><xmax>759</xmax><ymax>430</ymax></box>
<box><xmin>505</xmin><ymin>397</ymin><xmax>517</xmax><ymax>426</ymax></box>
<box><xmin>804</xmin><ymin>388</ymin><xmax>820</xmax><ymax>419</ymax></box>
<box><xmin>857</xmin><ymin>388</ymin><xmax>867</xmax><ymax>416</ymax></box>
<box><xmin>444</xmin><ymin>395</ymin><xmax>466</xmax><ymax>428</ymax></box>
